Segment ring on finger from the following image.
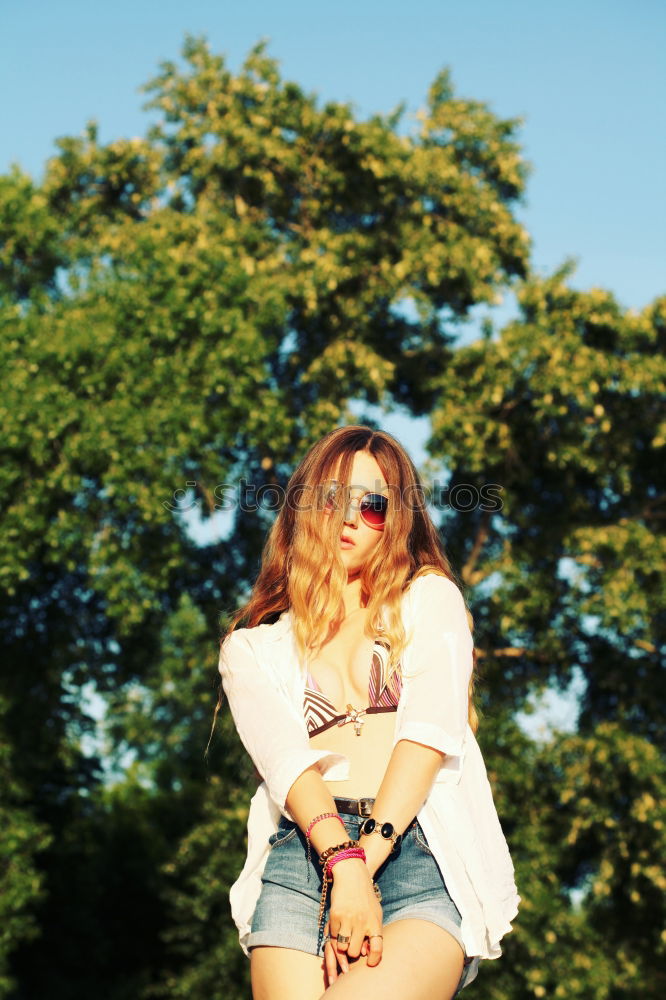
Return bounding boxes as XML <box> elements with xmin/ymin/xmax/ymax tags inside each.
<box><xmin>337</xmin><ymin>933</ymin><xmax>351</xmax><ymax>945</ymax></box>
<box><xmin>368</xmin><ymin>934</ymin><xmax>383</xmax><ymax>940</ymax></box>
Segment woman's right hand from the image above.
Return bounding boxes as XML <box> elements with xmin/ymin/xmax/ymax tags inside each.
<box><xmin>324</xmin><ymin>858</ymin><xmax>383</xmax><ymax>984</ymax></box>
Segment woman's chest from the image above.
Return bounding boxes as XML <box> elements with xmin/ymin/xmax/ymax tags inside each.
<box><xmin>306</xmin><ymin>616</ymin><xmax>379</xmax><ymax>707</ymax></box>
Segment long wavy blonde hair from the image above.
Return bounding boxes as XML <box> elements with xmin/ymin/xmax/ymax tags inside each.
<box><xmin>211</xmin><ymin>425</ymin><xmax>479</xmax><ymax>738</ymax></box>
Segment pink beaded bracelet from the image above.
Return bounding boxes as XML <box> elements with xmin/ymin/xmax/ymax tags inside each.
<box><xmin>306</xmin><ymin>812</ymin><xmax>346</xmax><ymax>839</ymax></box>
<box><xmin>305</xmin><ymin>812</ymin><xmax>347</xmax><ymax>882</ymax></box>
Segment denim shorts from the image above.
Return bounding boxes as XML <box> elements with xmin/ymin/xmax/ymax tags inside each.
<box><xmin>248</xmin><ymin>809</ymin><xmax>480</xmax><ymax>993</ymax></box>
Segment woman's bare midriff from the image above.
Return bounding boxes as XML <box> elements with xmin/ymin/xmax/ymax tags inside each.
<box><xmin>309</xmin><ymin>712</ymin><xmax>396</xmax><ymax>798</ymax></box>
<box><xmin>305</xmin><ymin>606</ymin><xmax>397</xmax><ymax>799</ymax></box>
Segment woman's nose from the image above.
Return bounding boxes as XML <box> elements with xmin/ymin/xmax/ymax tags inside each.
<box><xmin>343</xmin><ymin>500</ymin><xmax>360</xmax><ymax>525</ymax></box>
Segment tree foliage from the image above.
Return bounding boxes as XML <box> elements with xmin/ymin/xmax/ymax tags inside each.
<box><xmin>0</xmin><ymin>34</ymin><xmax>663</xmax><ymax>1000</ymax></box>
<box><xmin>0</xmin><ymin>698</ymin><xmax>52</xmax><ymax>999</ymax></box>
<box><xmin>424</xmin><ymin>270</ymin><xmax>666</xmax><ymax>997</ymax></box>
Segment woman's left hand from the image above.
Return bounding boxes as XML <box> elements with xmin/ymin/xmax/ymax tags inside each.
<box><xmin>324</xmin><ymin>920</ymin><xmax>352</xmax><ymax>986</ymax></box>
<box><xmin>322</xmin><ymin>920</ymin><xmax>376</xmax><ymax>985</ymax></box>
<box><xmin>323</xmin><ymin>918</ymin><xmax>348</xmax><ymax>983</ymax></box>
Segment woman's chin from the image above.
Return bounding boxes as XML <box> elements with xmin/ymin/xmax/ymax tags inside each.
<box><xmin>344</xmin><ymin>563</ymin><xmax>362</xmax><ymax>580</ymax></box>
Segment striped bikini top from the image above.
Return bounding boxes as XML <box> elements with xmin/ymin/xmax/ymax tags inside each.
<box><xmin>304</xmin><ymin>638</ymin><xmax>402</xmax><ymax>737</ymax></box>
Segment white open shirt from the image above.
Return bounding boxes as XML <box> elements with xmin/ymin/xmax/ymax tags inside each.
<box><xmin>218</xmin><ymin>572</ymin><xmax>521</xmax><ymax>962</ymax></box>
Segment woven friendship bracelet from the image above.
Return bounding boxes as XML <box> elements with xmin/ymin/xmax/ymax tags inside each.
<box><xmin>326</xmin><ymin>846</ymin><xmax>366</xmax><ymax>874</ymax></box>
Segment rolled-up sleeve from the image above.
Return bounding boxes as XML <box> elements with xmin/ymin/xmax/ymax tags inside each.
<box><xmin>218</xmin><ymin>629</ymin><xmax>344</xmax><ymax>814</ymax></box>
<box><xmin>395</xmin><ymin>573</ymin><xmax>474</xmax><ymax>764</ymax></box>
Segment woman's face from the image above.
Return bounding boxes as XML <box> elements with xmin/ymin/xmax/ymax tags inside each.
<box><xmin>324</xmin><ymin>450</ymin><xmax>388</xmax><ymax>573</ymax></box>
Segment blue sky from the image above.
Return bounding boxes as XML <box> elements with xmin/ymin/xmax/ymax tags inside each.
<box><xmin>2</xmin><ymin>0</ymin><xmax>664</xmax><ymax>315</ymax></box>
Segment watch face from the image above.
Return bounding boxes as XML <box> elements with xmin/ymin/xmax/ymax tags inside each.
<box><xmin>380</xmin><ymin>822</ymin><xmax>395</xmax><ymax>840</ymax></box>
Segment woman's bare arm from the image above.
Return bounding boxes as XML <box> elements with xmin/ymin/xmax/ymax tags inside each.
<box><xmin>359</xmin><ymin>739</ymin><xmax>444</xmax><ymax>876</ymax></box>
<box><xmin>285</xmin><ymin>763</ymin><xmax>384</xmax><ymax>974</ymax></box>
<box><xmin>284</xmin><ymin>764</ymin><xmax>360</xmax><ymax>853</ymax></box>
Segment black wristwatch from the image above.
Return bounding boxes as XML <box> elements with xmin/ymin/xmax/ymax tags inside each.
<box><xmin>359</xmin><ymin>817</ymin><xmax>402</xmax><ymax>851</ymax></box>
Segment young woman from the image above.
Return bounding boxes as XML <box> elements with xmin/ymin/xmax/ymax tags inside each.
<box><xmin>217</xmin><ymin>426</ymin><xmax>519</xmax><ymax>1000</ymax></box>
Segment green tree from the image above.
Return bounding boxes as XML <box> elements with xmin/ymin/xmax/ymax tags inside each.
<box><xmin>0</xmin><ymin>36</ymin><xmax>529</xmax><ymax>999</ymax></box>
<box><xmin>2</xmin><ymin>31</ymin><xmax>663</xmax><ymax>1000</ymax></box>
<box><xmin>424</xmin><ymin>271</ymin><xmax>666</xmax><ymax>997</ymax></box>
<box><xmin>159</xmin><ymin>273</ymin><xmax>666</xmax><ymax>1000</ymax></box>
<box><xmin>0</xmin><ymin>698</ymin><xmax>52</xmax><ymax>999</ymax></box>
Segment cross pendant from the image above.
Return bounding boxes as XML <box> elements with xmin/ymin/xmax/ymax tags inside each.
<box><xmin>343</xmin><ymin>704</ymin><xmax>366</xmax><ymax>736</ymax></box>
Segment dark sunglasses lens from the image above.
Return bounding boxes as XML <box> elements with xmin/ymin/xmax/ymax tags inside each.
<box><xmin>360</xmin><ymin>494</ymin><xmax>388</xmax><ymax>528</ymax></box>
<box><xmin>323</xmin><ymin>483</ymin><xmax>341</xmax><ymax>510</ymax></box>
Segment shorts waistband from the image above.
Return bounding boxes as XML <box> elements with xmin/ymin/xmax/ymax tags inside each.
<box><xmin>333</xmin><ymin>796</ymin><xmax>376</xmax><ymax>816</ymax></box>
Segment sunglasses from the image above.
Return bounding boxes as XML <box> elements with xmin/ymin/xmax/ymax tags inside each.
<box><xmin>321</xmin><ymin>480</ymin><xmax>388</xmax><ymax>530</ymax></box>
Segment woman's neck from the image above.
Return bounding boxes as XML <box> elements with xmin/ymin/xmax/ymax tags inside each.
<box><xmin>342</xmin><ymin>575</ymin><xmax>364</xmax><ymax>617</ymax></box>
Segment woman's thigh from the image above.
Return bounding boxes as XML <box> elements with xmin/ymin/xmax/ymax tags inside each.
<box><xmin>323</xmin><ymin>918</ymin><xmax>465</xmax><ymax>1000</ymax></box>
<box><xmin>250</xmin><ymin>946</ymin><xmax>327</xmax><ymax>1000</ymax></box>
<box><xmin>250</xmin><ymin>919</ymin><xmax>465</xmax><ymax>1000</ymax></box>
